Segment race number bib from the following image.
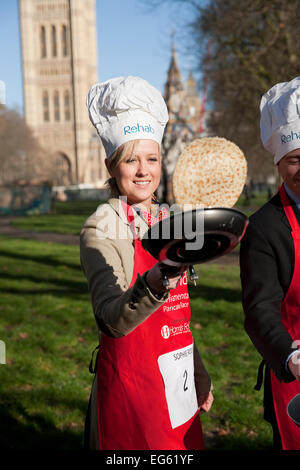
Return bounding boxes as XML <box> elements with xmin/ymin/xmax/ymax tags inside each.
<box><xmin>158</xmin><ymin>343</ymin><xmax>198</xmax><ymax>429</ymax></box>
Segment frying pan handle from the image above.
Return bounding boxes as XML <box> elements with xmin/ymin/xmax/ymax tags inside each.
<box><xmin>160</xmin><ymin>265</ymin><xmax>170</xmax><ymax>288</ymax></box>
<box><xmin>159</xmin><ymin>264</ymin><xmax>185</xmax><ymax>288</ymax></box>
<box><xmin>159</xmin><ymin>264</ymin><xmax>198</xmax><ymax>288</ymax></box>
<box><xmin>189</xmin><ymin>265</ymin><xmax>198</xmax><ymax>286</ymax></box>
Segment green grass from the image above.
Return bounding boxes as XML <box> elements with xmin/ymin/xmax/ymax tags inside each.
<box><xmin>0</xmin><ymin>236</ymin><xmax>97</xmax><ymax>449</ymax></box>
<box><xmin>0</xmin><ymin>234</ymin><xmax>273</xmax><ymax>450</ymax></box>
<box><xmin>189</xmin><ymin>263</ymin><xmax>272</xmax><ymax>449</ymax></box>
<box><xmin>236</xmin><ymin>191</ymin><xmax>269</xmax><ymax>216</ymax></box>
<box><xmin>10</xmin><ymin>200</ymin><xmax>103</xmax><ymax>235</ymax></box>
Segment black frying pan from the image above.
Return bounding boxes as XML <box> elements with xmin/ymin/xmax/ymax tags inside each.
<box><xmin>142</xmin><ymin>207</ymin><xmax>248</xmax><ymax>286</ymax></box>
<box><xmin>142</xmin><ymin>207</ymin><xmax>248</xmax><ymax>266</ymax></box>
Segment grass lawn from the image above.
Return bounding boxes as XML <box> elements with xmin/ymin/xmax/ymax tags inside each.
<box><xmin>189</xmin><ymin>263</ymin><xmax>272</xmax><ymax>449</ymax></box>
<box><xmin>0</xmin><ymin>232</ymin><xmax>273</xmax><ymax>450</ymax></box>
<box><xmin>0</xmin><ymin>236</ymin><xmax>97</xmax><ymax>450</ymax></box>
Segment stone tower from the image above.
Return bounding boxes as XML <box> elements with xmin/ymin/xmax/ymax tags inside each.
<box><xmin>161</xmin><ymin>44</ymin><xmax>203</xmax><ymax>204</ymax></box>
<box><xmin>19</xmin><ymin>0</ymin><xmax>107</xmax><ymax>186</ymax></box>
<box><xmin>185</xmin><ymin>71</ymin><xmax>203</xmax><ymax>136</ymax></box>
<box><xmin>163</xmin><ymin>45</ymin><xmax>186</xmax><ymax>134</ymax></box>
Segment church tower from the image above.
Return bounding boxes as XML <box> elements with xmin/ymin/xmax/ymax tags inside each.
<box><xmin>161</xmin><ymin>42</ymin><xmax>203</xmax><ymax>204</ymax></box>
<box><xmin>185</xmin><ymin>71</ymin><xmax>203</xmax><ymax>136</ymax></box>
<box><xmin>163</xmin><ymin>45</ymin><xmax>185</xmax><ymax>137</ymax></box>
<box><xmin>19</xmin><ymin>0</ymin><xmax>106</xmax><ymax>186</ymax></box>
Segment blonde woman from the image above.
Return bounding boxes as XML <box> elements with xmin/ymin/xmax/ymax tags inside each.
<box><xmin>80</xmin><ymin>76</ymin><xmax>213</xmax><ymax>450</ymax></box>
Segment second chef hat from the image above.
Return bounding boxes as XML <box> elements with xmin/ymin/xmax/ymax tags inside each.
<box><xmin>260</xmin><ymin>76</ymin><xmax>300</xmax><ymax>164</ymax></box>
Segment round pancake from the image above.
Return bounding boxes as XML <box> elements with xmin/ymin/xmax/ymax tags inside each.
<box><xmin>172</xmin><ymin>137</ymin><xmax>247</xmax><ymax>209</ymax></box>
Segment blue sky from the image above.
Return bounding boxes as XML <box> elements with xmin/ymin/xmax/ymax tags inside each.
<box><xmin>0</xmin><ymin>0</ymin><xmax>201</xmax><ymax>114</ymax></box>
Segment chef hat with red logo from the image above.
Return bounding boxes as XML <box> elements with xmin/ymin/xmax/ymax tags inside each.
<box><xmin>260</xmin><ymin>76</ymin><xmax>300</xmax><ymax>164</ymax></box>
<box><xmin>87</xmin><ymin>76</ymin><xmax>169</xmax><ymax>158</ymax></box>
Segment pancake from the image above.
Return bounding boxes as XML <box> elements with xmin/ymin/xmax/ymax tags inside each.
<box><xmin>172</xmin><ymin>137</ymin><xmax>247</xmax><ymax>209</ymax></box>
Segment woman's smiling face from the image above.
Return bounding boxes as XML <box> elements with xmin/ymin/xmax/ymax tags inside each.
<box><xmin>109</xmin><ymin>140</ymin><xmax>161</xmax><ymax>211</ymax></box>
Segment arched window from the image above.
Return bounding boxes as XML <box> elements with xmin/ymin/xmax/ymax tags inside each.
<box><xmin>54</xmin><ymin>153</ymin><xmax>72</xmax><ymax>185</ymax></box>
<box><xmin>40</xmin><ymin>25</ymin><xmax>47</xmax><ymax>58</ymax></box>
<box><xmin>42</xmin><ymin>91</ymin><xmax>49</xmax><ymax>122</ymax></box>
<box><xmin>51</xmin><ymin>25</ymin><xmax>57</xmax><ymax>57</ymax></box>
<box><xmin>53</xmin><ymin>90</ymin><xmax>60</xmax><ymax>121</ymax></box>
<box><xmin>62</xmin><ymin>24</ymin><xmax>68</xmax><ymax>57</ymax></box>
<box><xmin>64</xmin><ymin>90</ymin><xmax>71</xmax><ymax>121</ymax></box>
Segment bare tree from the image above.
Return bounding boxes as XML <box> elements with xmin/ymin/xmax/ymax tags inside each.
<box><xmin>143</xmin><ymin>0</ymin><xmax>300</xmax><ymax>180</ymax></box>
<box><xmin>197</xmin><ymin>0</ymin><xmax>300</xmax><ymax>179</ymax></box>
<box><xmin>0</xmin><ymin>105</ymin><xmax>54</xmax><ymax>184</ymax></box>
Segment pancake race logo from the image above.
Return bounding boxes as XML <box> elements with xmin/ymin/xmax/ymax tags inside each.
<box><xmin>96</xmin><ymin>196</ymin><xmax>204</xmax><ymax>251</ymax></box>
<box><xmin>162</xmin><ymin>275</ymin><xmax>189</xmax><ymax>314</ymax></box>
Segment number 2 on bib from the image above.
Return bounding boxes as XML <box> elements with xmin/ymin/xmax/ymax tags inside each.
<box><xmin>183</xmin><ymin>369</ymin><xmax>188</xmax><ymax>391</ymax></box>
<box><xmin>158</xmin><ymin>344</ymin><xmax>198</xmax><ymax>429</ymax></box>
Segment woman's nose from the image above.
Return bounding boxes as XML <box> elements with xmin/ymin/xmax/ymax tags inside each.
<box><xmin>136</xmin><ymin>161</ymin><xmax>149</xmax><ymax>175</ymax></box>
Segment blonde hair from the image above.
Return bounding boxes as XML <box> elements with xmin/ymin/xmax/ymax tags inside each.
<box><xmin>105</xmin><ymin>139</ymin><xmax>161</xmax><ymax>198</ymax></box>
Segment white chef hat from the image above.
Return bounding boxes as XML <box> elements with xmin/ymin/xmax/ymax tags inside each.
<box><xmin>260</xmin><ymin>77</ymin><xmax>300</xmax><ymax>164</ymax></box>
<box><xmin>87</xmin><ymin>76</ymin><xmax>169</xmax><ymax>158</ymax></box>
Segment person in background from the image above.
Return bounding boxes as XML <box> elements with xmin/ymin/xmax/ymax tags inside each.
<box><xmin>240</xmin><ymin>77</ymin><xmax>300</xmax><ymax>450</ymax></box>
<box><xmin>80</xmin><ymin>76</ymin><xmax>213</xmax><ymax>450</ymax></box>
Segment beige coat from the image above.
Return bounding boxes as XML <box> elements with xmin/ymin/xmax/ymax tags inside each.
<box><xmin>80</xmin><ymin>197</ymin><xmax>211</xmax><ymax>448</ymax></box>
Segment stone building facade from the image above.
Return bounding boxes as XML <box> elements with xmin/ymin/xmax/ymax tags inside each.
<box><xmin>19</xmin><ymin>0</ymin><xmax>107</xmax><ymax>187</ymax></box>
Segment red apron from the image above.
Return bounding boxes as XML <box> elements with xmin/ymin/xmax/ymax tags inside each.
<box><xmin>96</xmin><ymin>202</ymin><xmax>204</xmax><ymax>450</ymax></box>
<box><xmin>270</xmin><ymin>184</ymin><xmax>300</xmax><ymax>450</ymax></box>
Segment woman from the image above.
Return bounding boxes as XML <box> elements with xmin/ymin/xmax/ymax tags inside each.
<box><xmin>80</xmin><ymin>76</ymin><xmax>213</xmax><ymax>450</ymax></box>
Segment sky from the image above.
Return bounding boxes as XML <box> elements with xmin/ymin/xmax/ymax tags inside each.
<box><xmin>0</xmin><ymin>0</ymin><xmax>201</xmax><ymax>115</ymax></box>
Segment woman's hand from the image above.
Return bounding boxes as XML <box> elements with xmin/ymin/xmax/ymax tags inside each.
<box><xmin>198</xmin><ymin>390</ymin><xmax>214</xmax><ymax>413</ymax></box>
<box><xmin>145</xmin><ymin>262</ymin><xmax>186</xmax><ymax>295</ymax></box>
